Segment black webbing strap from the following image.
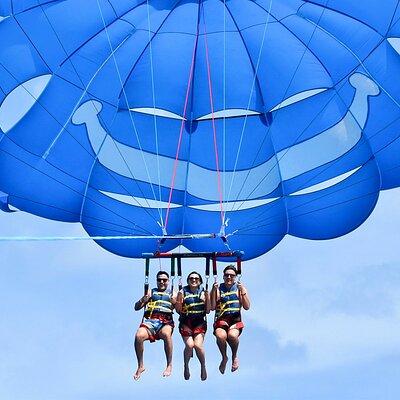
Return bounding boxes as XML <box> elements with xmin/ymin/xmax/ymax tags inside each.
<box><xmin>170</xmin><ymin>257</ymin><xmax>176</xmax><ymax>291</ymax></box>
<box><xmin>144</xmin><ymin>258</ymin><xmax>150</xmax><ymax>296</ymax></box>
<box><xmin>237</xmin><ymin>255</ymin><xmax>242</xmax><ymax>282</ymax></box>
<box><xmin>205</xmin><ymin>256</ymin><xmax>210</xmax><ymax>291</ymax></box>
<box><xmin>212</xmin><ymin>253</ymin><xmax>218</xmax><ymax>283</ymax></box>
<box><xmin>141</xmin><ymin>251</ymin><xmax>244</xmax><ymax>290</ymax></box>
<box><xmin>177</xmin><ymin>257</ymin><xmax>182</xmax><ymax>291</ymax></box>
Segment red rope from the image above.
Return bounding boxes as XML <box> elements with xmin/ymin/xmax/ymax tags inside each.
<box><xmin>203</xmin><ymin>19</ymin><xmax>225</xmax><ymax>226</ymax></box>
<box><xmin>164</xmin><ymin>35</ymin><xmax>198</xmax><ymax>231</ymax></box>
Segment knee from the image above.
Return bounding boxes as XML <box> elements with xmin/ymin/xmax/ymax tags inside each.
<box><xmin>193</xmin><ymin>342</ymin><xmax>203</xmax><ymax>352</ymax></box>
<box><xmin>135</xmin><ymin>330</ymin><xmax>147</xmax><ymax>342</ymax></box>
<box><xmin>215</xmin><ymin>330</ymin><xmax>227</xmax><ymax>342</ymax></box>
<box><xmin>158</xmin><ymin>331</ymin><xmax>171</xmax><ymax>341</ymax></box>
<box><xmin>227</xmin><ymin>331</ymin><xmax>239</xmax><ymax>342</ymax></box>
<box><xmin>185</xmin><ymin>341</ymin><xmax>194</xmax><ymax>350</ymax></box>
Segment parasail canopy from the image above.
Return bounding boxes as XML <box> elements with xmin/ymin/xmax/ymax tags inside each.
<box><xmin>0</xmin><ymin>0</ymin><xmax>400</xmax><ymax>259</ymax></box>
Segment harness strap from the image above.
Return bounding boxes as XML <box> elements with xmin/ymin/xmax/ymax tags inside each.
<box><xmin>170</xmin><ymin>257</ymin><xmax>176</xmax><ymax>291</ymax></box>
<box><xmin>143</xmin><ymin>311</ymin><xmax>173</xmax><ymax>321</ymax></box>
<box><xmin>237</xmin><ymin>256</ymin><xmax>242</xmax><ymax>282</ymax></box>
<box><xmin>145</xmin><ymin>303</ymin><xmax>173</xmax><ymax>317</ymax></box>
<box><xmin>183</xmin><ymin>301</ymin><xmax>204</xmax><ymax>308</ymax></box>
<box><xmin>218</xmin><ymin>307</ymin><xmax>240</xmax><ymax>315</ymax></box>
<box><xmin>214</xmin><ymin>319</ymin><xmax>244</xmax><ymax>331</ymax></box>
<box><xmin>147</xmin><ymin>306</ymin><xmax>172</xmax><ymax>313</ymax></box>
<box><xmin>205</xmin><ymin>256</ymin><xmax>210</xmax><ymax>291</ymax></box>
<box><xmin>220</xmin><ymin>299</ymin><xmax>240</xmax><ymax>306</ymax></box>
<box><xmin>212</xmin><ymin>254</ymin><xmax>218</xmax><ymax>283</ymax></box>
<box><xmin>183</xmin><ymin>310</ymin><xmax>205</xmax><ymax>315</ymax></box>
<box><xmin>149</xmin><ymin>299</ymin><xmax>172</xmax><ymax>305</ymax></box>
<box><xmin>220</xmin><ymin>290</ymin><xmax>238</xmax><ymax>297</ymax></box>
<box><xmin>144</xmin><ymin>258</ymin><xmax>150</xmax><ymax>296</ymax></box>
<box><xmin>177</xmin><ymin>257</ymin><xmax>183</xmax><ymax>291</ymax></box>
<box><xmin>184</xmin><ymin>293</ymin><xmax>202</xmax><ymax>299</ymax></box>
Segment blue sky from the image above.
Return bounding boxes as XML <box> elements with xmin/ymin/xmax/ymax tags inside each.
<box><xmin>1</xmin><ymin>188</ymin><xmax>400</xmax><ymax>400</ymax></box>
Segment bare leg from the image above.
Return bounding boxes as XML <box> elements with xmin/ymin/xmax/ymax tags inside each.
<box><xmin>215</xmin><ymin>328</ymin><xmax>228</xmax><ymax>374</ymax></box>
<box><xmin>227</xmin><ymin>329</ymin><xmax>240</xmax><ymax>372</ymax></box>
<box><xmin>158</xmin><ymin>325</ymin><xmax>173</xmax><ymax>377</ymax></box>
<box><xmin>193</xmin><ymin>333</ymin><xmax>207</xmax><ymax>381</ymax></box>
<box><xmin>133</xmin><ymin>327</ymin><xmax>149</xmax><ymax>380</ymax></box>
<box><xmin>182</xmin><ymin>335</ymin><xmax>194</xmax><ymax>380</ymax></box>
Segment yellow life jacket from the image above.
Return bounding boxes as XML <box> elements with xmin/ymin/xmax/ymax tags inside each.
<box><xmin>216</xmin><ymin>283</ymin><xmax>241</xmax><ymax>319</ymax></box>
<box><xmin>181</xmin><ymin>286</ymin><xmax>205</xmax><ymax>316</ymax></box>
<box><xmin>144</xmin><ymin>288</ymin><xmax>173</xmax><ymax>319</ymax></box>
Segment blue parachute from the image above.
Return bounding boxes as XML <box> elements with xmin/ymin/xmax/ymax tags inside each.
<box><xmin>0</xmin><ymin>0</ymin><xmax>400</xmax><ymax>259</ymax></box>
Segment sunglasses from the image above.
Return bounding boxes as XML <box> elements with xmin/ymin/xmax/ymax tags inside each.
<box><xmin>224</xmin><ymin>273</ymin><xmax>236</xmax><ymax>278</ymax></box>
<box><xmin>189</xmin><ymin>277</ymin><xmax>200</xmax><ymax>281</ymax></box>
<box><xmin>157</xmin><ymin>278</ymin><xmax>168</xmax><ymax>283</ymax></box>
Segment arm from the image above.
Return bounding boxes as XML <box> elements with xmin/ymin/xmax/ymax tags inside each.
<box><xmin>170</xmin><ymin>290</ymin><xmax>177</xmax><ymax>307</ymax></box>
<box><xmin>134</xmin><ymin>290</ymin><xmax>151</xmax><ymax>311</ymax></box>
<box><xmin>175</xmin><ymin>290</ymin><xmax>183</xmax><ymax>313</ymax></box>
<box><xmin>202</xmin><ymin>289</ymin><xmax>211</xmax><ymax>314</ymax></box>
<box><xmin>237</xmin><ymin>282</ymin><xmax>250</xmax><ymax>310</ymax></box>
<box><xmin>210</xmin><ymin>282</ymin><xmax>219</xmax><ymax>311</ymax></box>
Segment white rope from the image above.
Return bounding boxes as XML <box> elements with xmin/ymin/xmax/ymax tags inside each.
<box><xmin>9</xmin><ymin>5</ymin><xmax>160</xmax><ymax>227</ymax></box>
<box><xmin>42</xmin><ymin>34</ymin><xmax>131</xmax><ymax>159</ymax></box>
<box><xmin>230</xmin><ymin>1</ymin><xmax>331</xmax><ymax>217</ymax></box>
<box><xmin>146</xmin><ymin>0</ymin><xmax>165</xmax><ymax>228</ymax></box>
<box><xmin>0</xmin><ymin>233</ymin><xmax>217</xmax><ymax>242</ymax></box>
<box><xmin>95</xmin><ymin>0</ymin><xmax>163</xmax><ymax>222</ymax></box>
<box><xmin>305</xmin><ymin>17</ymin><xmax>400</xmax><ymax>109</ymax></box>
<box><xmin>225</xmin><ymin>0</ymin><xmax>274</xmax><ymax>206</ymax></box>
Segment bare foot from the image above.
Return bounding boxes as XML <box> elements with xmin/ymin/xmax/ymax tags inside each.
<box><xmin>163</xmin><ymin>364</ymin><xmax>172</xmax><ymax>377</ymax></box>
<box><xmin>184</xmin><ymin>364</ymin><xmax>190</xmax><ymax>380</ymax></box>
<box><xmin>231</xmin><ymin>357</ymin><xmax>239</xmax><ymax>372</ymax></box>
<box><xmin>219</xmin><ymin>356</ymin><xmax>228</xmax><ymax>374</ymax></box>
<box><xmin>133</xmin><ymin>366</ymin><xmax>146</xmax><ymax>381</ymax></box>
<box><xmin>201</xmin><ymin>365</ymin><xmax>207</xmax><ymax>381</ymax></box>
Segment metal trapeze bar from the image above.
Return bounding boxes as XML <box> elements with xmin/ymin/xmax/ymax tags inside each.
<box><xmin>157</xmin><ymin>233</ymin><xmax>217</xmax><ymax>240</ymax></box>
<box><xmin>142</xmin><ymin>250</ymin><xmax>244</xmax><ymax>259</ymax></box>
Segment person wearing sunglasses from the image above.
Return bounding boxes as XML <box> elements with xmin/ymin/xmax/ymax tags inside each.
<box><xmin>133</xmin><ymin>270</ymin><xmax>176</xmax><ymax>380</ymax></box>
<box><xmin>175</xmin><ymin>271</ymin><xmax>210</xmax><ymax>380</ymax></box>
<box><xmin>210</xmin><ymin>265</ymin><xmax>250</xmax><ymax>374</ymax></box>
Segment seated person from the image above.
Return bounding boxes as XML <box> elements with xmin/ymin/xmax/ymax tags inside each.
<box><xmin>175</xmin><ymin>271</ymin><xmax>210</xmax><ymax>380</ymax></box>
<box><xmin>210</xmin><ymin>265</ymin><xmax>250</xmax><ymax>374</ymax></box>
<box><xmin>133</xmin><ymin>270</ymin><xmax>176</xmax><ymax>380</ymax></box>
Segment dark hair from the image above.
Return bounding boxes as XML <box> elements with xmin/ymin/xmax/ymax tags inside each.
<box><xmin>187</xmin><ymin>271</ymin><xmax>203</xmax><ymax>285</ymax></box>
<box><xmin>223</xmin><ymin>265</ymin><xmax>237</xmax><ymax>275</ymax></box>
<box><xmin>156</xmin><ymin>270</ymin><xmax>170</xmax><ymax>279</ymax></box>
